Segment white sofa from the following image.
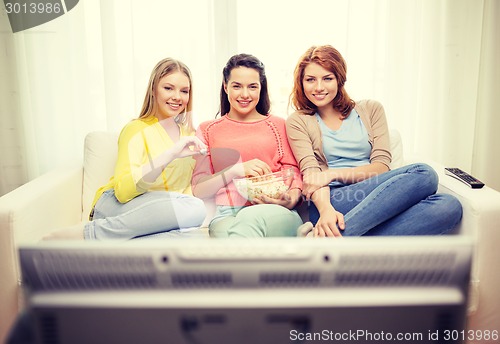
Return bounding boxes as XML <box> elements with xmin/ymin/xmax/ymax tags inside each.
<box><xmin>1</xmin><ymin>130</ymin><xmax>500</xmax><ymax>342</ymax></box>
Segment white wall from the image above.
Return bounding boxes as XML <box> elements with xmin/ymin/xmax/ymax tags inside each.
<box><xmin>472</xmin><ymin>0</ymin><xmax>500</xmax><ymax>190</ymax></box>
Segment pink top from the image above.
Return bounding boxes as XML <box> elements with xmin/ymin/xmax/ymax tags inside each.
<box><xmin>192</xmin><ymin>115</ymin><xmax>303</xmax><ymax>206</ymax></box>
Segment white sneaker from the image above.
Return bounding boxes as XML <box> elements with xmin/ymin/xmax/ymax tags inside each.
<box><xmin>296</xmin><ymin>221</ymin><xmax>314</xmax><ymax>237</ymax></box>
<box><xmin>42</xmin><ymin>222</ymin><xmax>85</xmax><ymax>241</ymax></box>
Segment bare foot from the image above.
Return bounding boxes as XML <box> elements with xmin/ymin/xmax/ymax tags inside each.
<box><xmin>42</xmin><ymin>222</ymin><xmax>85</xmax><ymax>241</ymax></box>
<box><xmin>297</xmin><ymin>221</ymin><xmax>314</xmax><ymax>237</ymax></box>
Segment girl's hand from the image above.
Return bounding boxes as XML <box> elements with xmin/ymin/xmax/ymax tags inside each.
<box><xmin>314</xmin><ymin>206</ymin><xmax>345</xmax><ymax>237</ymax></box>
<box><xmin>241</xmin><ymin>159</ymin><xmax>272</xmax><ymax>177</ymax></box>
<box><xmin>252</xmin><ymin>188</ymin><xmax>301</xmax><ymax>210</ymax></box>
<box><xmin>171</xmin><ymin>136</ymin><xmax>207</xmax><ymax>159</ymax></box>
<box><xmin>303</xmin><ymin>170</ymin><xmax>332</xmax><ymax>200</ymax></box>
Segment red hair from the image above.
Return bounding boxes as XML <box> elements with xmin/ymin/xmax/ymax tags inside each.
<box><xmin>290</xmin><ymin>45</ymin><xmax>355</xmax><ymax>117</ymax></box>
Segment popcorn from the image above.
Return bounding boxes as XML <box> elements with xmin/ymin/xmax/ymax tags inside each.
<box><xmin>244</xmin><ymin>178</ymin><xmax>289</xmax><ymax>199</ymax></box>
<box><xmin>234</xmin><ymin>168</ymin><xmax>294</xmax><ymax>201</ymax></box>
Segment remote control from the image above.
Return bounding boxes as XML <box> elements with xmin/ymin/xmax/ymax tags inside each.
<box><xmin>444</xmin><ymin>168</ymin><xmax>484</xmax><ymax>189</ymax></box>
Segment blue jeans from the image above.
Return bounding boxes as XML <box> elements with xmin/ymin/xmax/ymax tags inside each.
<box><xmin>209</xmin><ymin>204</ymin><xmax>303</xmax><ymax>238</ymax></box>
<box><xmin>309</xmin><ymin>163</ymin><xmax>462</xmax><ymax>236</ymax></box>
<box><xmin>84</xmin><ymin>189</ymin><xmax>207</xmax><ymax>240</ymax></box>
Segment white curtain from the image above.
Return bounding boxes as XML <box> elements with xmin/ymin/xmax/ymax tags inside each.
<box><xmin>235</xmin><ymin>0</ymin><xmax>499</xmax><ymax>190</ymax></box>
<box><xmin>0</xmin><ymin>0</ymin><xmax>498</xmax><ymax>196</ymax></box>
<box><xmin>0</xmin><ymin>0</ymin><xmax>221</xmax><ymax>195</ymax></box>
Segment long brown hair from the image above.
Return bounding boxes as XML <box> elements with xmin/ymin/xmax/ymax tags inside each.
<box><xmin>218</xmin><ymin>54</ymin><xmax>271</xmax><ymax>117</ymax></box>
<box><xmin>290</xmin><ymin>45</ymin><xmax>355</xmax><ymax>118</ymax></box>
<box><xmin>139</xmin><ymin>58</ymin><xmax>195</xmax><ymax>133</ymax></box>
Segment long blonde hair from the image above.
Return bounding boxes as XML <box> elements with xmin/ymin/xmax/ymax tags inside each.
<box><xmin>139</xmin><ymin>58</ymin><xmax>195</xmax><ymax>133</ymax></box>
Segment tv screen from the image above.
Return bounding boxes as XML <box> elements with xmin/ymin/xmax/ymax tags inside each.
<box><xmin>19</xmin><ymin>236</ymin><xmax>472</xmax><ymax>344</ymax></box>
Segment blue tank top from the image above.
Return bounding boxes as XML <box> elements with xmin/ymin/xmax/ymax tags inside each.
<box><xmin>316</xmin><ymin>110</ymin><xmax>371</xmax><ymax>185</ymax></box>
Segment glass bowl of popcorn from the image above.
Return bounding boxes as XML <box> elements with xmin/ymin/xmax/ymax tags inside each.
<box><xmin>233</xmin><ymin>167</ymin><xmax>295</xmax><ymax>201</ymax></box>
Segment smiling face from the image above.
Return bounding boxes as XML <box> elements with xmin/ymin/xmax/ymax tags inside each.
<box><xmin>224</xmin><ymin>66</ymin><xmax>261</xmax><ymax>119</ymax></box>
<box><xmin>155</xmin><ymin>71</ymin><xmax>190</xmax><ymax>120</ymax></box>
<box><xmin>302</xmin><ymin>62</ymin><xmax>338</xmax><ymax>112</ymax></box>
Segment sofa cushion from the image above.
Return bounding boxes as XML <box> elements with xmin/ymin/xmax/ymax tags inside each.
<box><xmin>82</xmin><ymin>131</ymin><xmax>119</xmax><ymax>220</ymax></box>
<box><xmin>389</xmin><ymin>129</ymin><xmax>404</xmax><ymax>169</ymax></box>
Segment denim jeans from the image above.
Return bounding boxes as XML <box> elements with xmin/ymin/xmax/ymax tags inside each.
<box><xmin>309</xmin><ymin>163</ymin><xmax>463</xmax><ymax>236</ymax></box>
<box><xmin>209</xmin><ymin>204</ymin><xmax>303</xmax><ymax>238</ymax></box>
<box><xmin>84</xmin><ymin>189</ymin><xmax>207</xmax><ymax>240</ymax></box>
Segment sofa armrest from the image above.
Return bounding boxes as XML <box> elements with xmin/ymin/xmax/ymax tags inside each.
<box><xmin>0</xmin><ymin>165</ymin><xmax>83</xmax><ymax>244</ymax></box>
<box><xmin>0</xmin><ymin>166</ymin><xmax>83</xmax><ymax>342</ymax></box>
<box><xmin>416</xmin><ymin>159</ymin><xmax>500</xmax><ymax>332</ymax></box>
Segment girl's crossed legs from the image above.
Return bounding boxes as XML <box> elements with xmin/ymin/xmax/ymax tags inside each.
<box><xmin>85</xmin><ymin>189</ymin><xmax>207</xmax><ymax>240</ymax></box>
<box><xmin>309</xmin><ymin>163</ymin><xmax>462</xmax><ymax>236</ymax></box>
<box><xmin>209</xmin><ymin>204</ymin><xmax>303</xmax><ymax>238</ymax></box>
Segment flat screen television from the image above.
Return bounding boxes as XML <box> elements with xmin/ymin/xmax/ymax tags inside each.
<box><xmin>19</xmin><ymin>236</ymin><xmax>472</xmax><ymax>344</ymax></box>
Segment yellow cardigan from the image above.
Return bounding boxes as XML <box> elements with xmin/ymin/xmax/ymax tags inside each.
<box><xmin>91</xmin><ymin>116</ymin><xmax>195</xmax><ymax>208</ymax></box>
